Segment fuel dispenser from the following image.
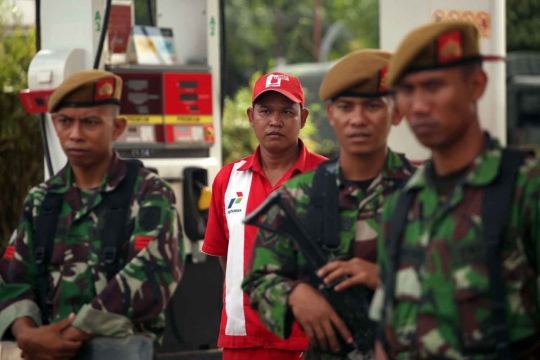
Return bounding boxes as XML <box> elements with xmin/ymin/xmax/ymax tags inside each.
<box><xmin>19</xmin><ymin>0</ymin><xmax>225</xmax><ymax>355</ymax></box>
<box><xmin>109</xmin><ymin>65</ymin><xmax>217</xmax><ymax>264</ymax></box>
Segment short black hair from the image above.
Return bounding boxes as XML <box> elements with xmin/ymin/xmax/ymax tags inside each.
<box><xmin>460</xmin><ymin>60</ymin><xmax>483</xmax><ymax>79</ymax></box>
<box><xmin>253</xmin><ymin>92</ymin><xmax>303</xmax><ymax>109</ymax></box>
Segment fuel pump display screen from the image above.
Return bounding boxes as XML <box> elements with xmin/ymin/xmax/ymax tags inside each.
<box><xmin>115</xmin><ymin>72</ymin><xmax>165</xmax><ymax>145</ymax></box>
<box><xmin>180</xmin><ymin>81</ymin><xmax>198</xmax><ymax>89</ymax></box>
<box><xmin>117</xmin><ymin>72</ymin><xmax>163</xmax><ymax>123</ymax></box>
<box><xmin>180</xmin><ymin>94</ymin><xmax>198</xmax><ymax>101</ymax></box>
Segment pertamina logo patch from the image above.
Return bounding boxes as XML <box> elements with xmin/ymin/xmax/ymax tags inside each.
<box><xmin>227</xmin><ymin>192</ymin><xmax>244</xmax><ymax>214</ymax></box>
<box><xmin>265</xmin><ymin>74</ymin><xmax>289</xmax><ymax>88</ymax></box>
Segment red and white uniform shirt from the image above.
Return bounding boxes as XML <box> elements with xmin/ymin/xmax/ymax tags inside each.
<box><xmin>202</xmin><ymin>140</ymin><xmax>327</xmax><ymax>349</ymax></box>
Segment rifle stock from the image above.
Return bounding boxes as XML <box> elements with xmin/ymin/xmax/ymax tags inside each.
<box><xmin>244</xmin><ymin>191</ymin><xmax>375</xmax><ymax>359</ymax></box>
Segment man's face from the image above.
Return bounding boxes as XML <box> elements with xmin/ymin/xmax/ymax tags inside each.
<box><xmin>247</xmin><ymin>92</ymin><xmax>308</xmax><ymax>153</ymax></box>
<box><xmin>51</xmin><ymin>105</ymin><xmax>126</xmax><ymax>168</ymax></box>
<box><xmin>395</xmin><ymin>66</ymin><xmax>487</xmax><ymax>150</ymax></box>
<box><xmin>327</xmin><ymin>96</ymin><xmax>399</xmax><ymax>157</ymax></box>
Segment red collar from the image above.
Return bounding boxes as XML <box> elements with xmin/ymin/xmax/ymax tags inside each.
<box><xmin>238</xmin><ymin>139</ymin><xmax>310</xmax><ymax>173</ymax></box>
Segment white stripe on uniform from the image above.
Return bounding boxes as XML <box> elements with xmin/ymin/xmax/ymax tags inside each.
<box><xmin>224</xmin><ymin>160</ymin><xmax>253</xmax><ymax>336</ymax></box>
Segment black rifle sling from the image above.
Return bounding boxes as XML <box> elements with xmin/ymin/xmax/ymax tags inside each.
<box><xmin>33</xmin><ymin>159</ymin><xmax>142</xmax><ymax>324</ymax></box>
<box><xmin>101</xmin><ymin>159</ymin><xmax>142</xmax><ymax>281</ymax></box>
<box><xmin>34</xmin><ymin>193</ymin><xmax>63</xmax><ymax>325</ymax></box>
<box><xmin>482</xmin><ymin>149</ymin><xmax>526</xmax><ymax>359</ymax></box>
<box><xmin>381</xmin><ymin>188</ymin><xmax>416</xmax><ymax>334</ymax></box>
<box><xmin>307</xmin><ymin>160</ymin><xmax>340</xmax><ymax>251</ymax></box>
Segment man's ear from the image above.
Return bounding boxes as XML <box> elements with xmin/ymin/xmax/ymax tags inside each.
<box><xmin>51</xmin><ymin>114</ymin><xmax>60</xmax><ymax>131</ymax></box>
<box><xmin>300</xmin><ymin>106</ymin><xmax>309</xmax><ymax>129</ymax></box>
<box><xmin>469</xmin><ymin>69</ymin><xmax>488</xmax><ymax>102</ymax></box>
<box><xmin>326</xmin><ymin>102</ymin><xmax>335</xmax><ymax>128</ymax></box>
<box><xmin>247</xmin><ymin>107</ymin><xmax>254</xmax><ymax>128</ymax></box>
<box><xmin>391</xmin><ymin>103</ymin><xmax>403</xmax><ymax>127</ymax></box>
<box><xmin>112</xmin><ymin>117</ymin><xmax>127</xmax><ymax>140</ymax></box>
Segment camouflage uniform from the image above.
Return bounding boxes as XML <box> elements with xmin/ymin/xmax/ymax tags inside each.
<box><xmin>0</xmin><ymin>153</ymin><xmax>184</xmax><ymax>343</ymax></box>
<box><xmin>369</xmin><ymin>135</ymin><xmax>540</xmax><ymax>359</ymax></box>
<box><xmin>242</xmin><ymin>149</ymin><xmax>414</xmax><ymax>359</ymax></box>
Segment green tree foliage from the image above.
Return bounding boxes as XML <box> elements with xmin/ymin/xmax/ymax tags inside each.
<box><xmin>0</xmin><ymin>0</ymin><xmax>42</xmax><ymax>247</ymax></box>
<box><xmin>507</xmin><ymin>0</ymin><xmax>540</xmax><ymax>51</ymax></box>
<box><xmin>223</xmin><ymin>0</ymin><xmax>378</xmax><ymax>99</ymax></box>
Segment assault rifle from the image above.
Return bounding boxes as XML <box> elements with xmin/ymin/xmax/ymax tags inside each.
<box><xmin>244</xmin><ymin>191</ymin><xmax>375</xmax><ymax>360</ymax></box>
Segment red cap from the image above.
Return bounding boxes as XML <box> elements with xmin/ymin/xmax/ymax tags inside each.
<box><xmin>252</xmin><ymin>72</ymin><xmax>305</xmax><ymax>107</ymax></box>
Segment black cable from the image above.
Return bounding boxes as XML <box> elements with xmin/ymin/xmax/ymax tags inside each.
<box><xmin>219</xmin><ymin>0</ymin><xmax>226</xmax><ymax>116</ymax></box>
<box><xmin>35</xmin><ymin>0</ymin><xmax>41</xmax><ymax>51</ymax></box>
<box><xmin>93</xmin><ymin>0</ymin><xmax>113</xmax><ymax>69</ymax></box>
<box><xmin>147</xmin><ymin>0</ymin><xmax>155</xmax><ymax>27</ymax></box>
<box><xmin>35</xmin><ymin>0</ymin><xmax>54</xmax><ymax>177</ymax></box>
<box><xmin>39</xmin><ymin>115</ymin><xmax>54</xmax><ymax>177</ymax></box>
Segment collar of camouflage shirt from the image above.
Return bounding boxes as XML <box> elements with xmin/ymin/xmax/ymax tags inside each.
<box><xmin>47</xmin><ymin>151</ymin><xmax>128</xmax><ymax>194</ymax></box>
<box><xmin>405</xmin><ymin>132</ymin><xmax>502</xmax><ymax>191</ymax></box>
<box><xmin>336</xmin><ymin>147</ymin><xmax>414</xmax><ymax>186</ymax></box>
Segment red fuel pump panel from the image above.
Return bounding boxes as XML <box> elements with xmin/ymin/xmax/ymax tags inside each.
<box><xmin>164</xmin><ymin>73</ymin><xmax>212</xmax><ymax>123</ymax></box>
<box><xmin>163</xmin><ymin>72</ymin><xmax>214</xmax><ymax>145</ymax></box>
<box><xmin>19</xmin><ymin>89</ymin><xmax>55</xmax><ymax>114</ymax></box>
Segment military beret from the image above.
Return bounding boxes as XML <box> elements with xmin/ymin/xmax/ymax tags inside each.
<box><xmin>387</xmin><ymin>20</ymin><xmax>482</xmax><ymax>87</ymax></box>
<box><xmin>319</xmin><ymin>49</ymin><xmax>392</xmax><ymax>102</ymax></box>
<box><xmin>48</xmin><ymin>69</ymin><xmax>123</xmax><ymax>113</ymax></box>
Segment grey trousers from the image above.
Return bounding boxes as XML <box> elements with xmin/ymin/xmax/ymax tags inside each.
<box><xmin>76</xmin><ymin>336</ymin><xmax>154</xmax><ymax>360</ymax></box>
<box><xmin>0</xmin><ymin>336</ymin><xmax>154</xmax><ymax>360</ymax></box>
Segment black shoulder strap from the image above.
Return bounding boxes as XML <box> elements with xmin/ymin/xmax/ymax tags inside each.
<box><xmin>101</xmin><ymin>159</ymin><xmax>142</xmax><ymax>282</ymax></box>
<box><xmin>381</xmin><ymin>189</ymin><xmax>416</xmax><ymax>329</ymax></box>
<box><xmin>482</xmin><ymin>148</ymin><xmax>527</xmax><ymax>359</ymax></box>
<box><xmin>307</xmin><ymin>160</ymin><xmax>340</xmax><ymax>250</ymax></box>
<box><xmin>34</xmin><ymin>192</ymin><xmax>63</xmax><ymax>325</ymax></box>
<box><xmin>397</xmin><ymin>152</ymin><xmax>416</xmax><ymax>174</ymax></box>
<box><xmin>378</xmin><ymin>187</ymin><xmax>417</xmax><ymax>357</ymax></box>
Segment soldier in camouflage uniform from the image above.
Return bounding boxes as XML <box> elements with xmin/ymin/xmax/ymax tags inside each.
<box><xmin>242</xmin><ymin>50</ymin><xmax>415</xmax><ymax>359</ymax></box>
<box><xmin>369</xmin><ymin>21</ymin><xmax>540</xmax><ymax>359</ymax></box>
<box><xmin>0</xmin><ymin>70</ymin><xmax>184</xmax><ymax>359</ymax></box>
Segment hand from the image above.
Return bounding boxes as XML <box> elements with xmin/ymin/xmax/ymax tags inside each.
<box><xmin>62</xmin><ymin>326</ymin><xmax>94</xmax><ymax>342</ymax></box>
<box><xmin>375</xmin><ymin>341</ymin><xmax>389</xmax><ymax>360</ymax></box>
<box><xmin>288</xmin><ymin>282</ymin><xmax>352</xmax><ymax>353</ymax></box>
<box><xmin>317</xmin><ymin>258</ymin><xmax>379</xmax><ymax>291</ymax></box>
<box><xmin>15</xmin><ymin>314</ymin><xmax>82</xmax><ymax>360</ymax></box>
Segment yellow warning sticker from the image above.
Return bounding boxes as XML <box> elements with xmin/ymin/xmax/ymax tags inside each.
<box><xmin>123</xmin><ymin>115</ymin><xmax>163</xmax><ymax>124</ymax></box>
<box><xmin>165</xmin><ymin>115</ymin><xmax>213</xmax><ymax>124</ymax></box>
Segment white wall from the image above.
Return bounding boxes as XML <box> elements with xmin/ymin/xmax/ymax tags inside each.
<box><xmin>380</xmin><ymin>0</ymin><xmax>506</xmax><ymax>161</ymax></box>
